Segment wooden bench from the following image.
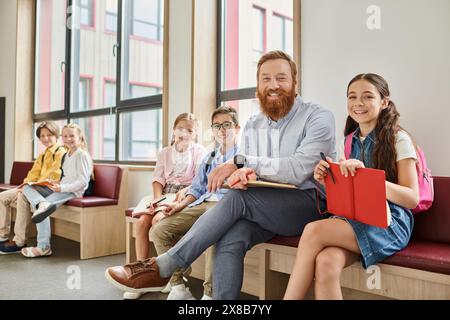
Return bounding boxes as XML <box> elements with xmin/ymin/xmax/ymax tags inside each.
<box><xmin>3</xmin><ymin>161</ymin><xmax>128</xmax><ymax>259</ymax></box>
<box><xmin>259</xmin><ymin>176</ymin><xmax>450</xmax><ymax>300</ymax></box>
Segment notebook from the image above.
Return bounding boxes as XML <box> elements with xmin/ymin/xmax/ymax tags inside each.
<box><xmin>325</xmin><ymin>163</ymin><xmax>391</xmax><ymax>228</ymax></box>
<box><xmin>131</xmin><ymin>193</ymin><xmax>177</xmax><ymax>218</ymax></box>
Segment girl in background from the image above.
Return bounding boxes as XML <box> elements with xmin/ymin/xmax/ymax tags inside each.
<box><xmin>124</xmin><ymin>113</ymin><xmax>206</xmax><ymax>299</ymax></box>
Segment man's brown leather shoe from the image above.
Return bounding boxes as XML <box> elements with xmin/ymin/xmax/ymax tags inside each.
<box><xmin>105</xmin><ymin>258</ymin><xmax>170</xmax><ymax>293</ymax></box>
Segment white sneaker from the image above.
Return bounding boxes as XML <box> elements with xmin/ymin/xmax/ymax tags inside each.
<box><xmin>201</xmin><ymin>294</ymin><xmax>212</xmax><ymax>300</ymax></box>
<box><xmin>123</xmin><ymin>291</ymin><xmax>144</xmax><ymax>300</ymax></box>
<box><xmin>160</xmin><ymin>282</ymin><xmax>171</xmax><ymax>293</ymax></box>
<box><xmin>166</xmin><ymin>284</ymin><xmax>196</xmax><ymax>300</ymax></box>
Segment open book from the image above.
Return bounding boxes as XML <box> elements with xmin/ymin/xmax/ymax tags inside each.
<box><xmin>131</xmin><ymin>193</ymin><xmax>177</xmax><ymax>218</ymax></box>
<box><xmin>223</xmin><ymin>179</ymin><xmax>297</xmax><ymax>189</ymax></box>
<box><xmin>324</xmin><ymin>163</ymin><xmax>391</xmax><ymax>228</ymax></box>
<box><xmin>17</xmin><ymin>180</ymin><xmax>54</xmax><ymax>189</ymax></box>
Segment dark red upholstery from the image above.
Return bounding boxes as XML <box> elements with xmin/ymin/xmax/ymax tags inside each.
<box><xmin>2</xmin><ymin>162</ymin><xmax>122</xmax><ymax>208</ymax></box>
<box><xmin>412</xmin><ymin>177</ymin><xmax>450</xmax><ymax>244</ymax></box>
<box><xmin>9</xmin><ymin>162</ymin><xmax>34</xmax><ymax>185</ymax></box>
<box><xmin>266</xmin><ymin>176</ymin><xmax>450</xmax><ymax>275</ymax></box>
<box><xmin>66</xmin><ymin>197</ymin><xmax>118</xmax><ymax>208</ymax></box>
<box><xmin>383</xmin><ymin>241</ymin><xmax>450</xmax><ymax>275</ymax></box>
<box><xmin>92</xmin><ymin>165</ymin><xmax>122</xmax><ymax>199</ymax></box>
<box><xmin>125</xmin><ymin>208</ymin><xmax>135</xmax><ymax>217</ymax></box>
<box><xmin>66</xmin><ymin>165</ymin><xmax>122</xmax><ymax>207</ymax></box>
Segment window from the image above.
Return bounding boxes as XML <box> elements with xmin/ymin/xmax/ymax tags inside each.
<box><xmin>121</xmin><ymin>0</ymin><xmax>164</xmax><ymax>101</ymax></box>
<box><xmin>34</xmin><ymin>0</ymin><xmax>165</xmax><ymax>163</ymax></box>
<box><xmin>252</xmin><ymin>6</ymin><xmax>266</xmax><ymax>64</ymax></box>
<box><xmin>105</xmin><ymin>0</ymin><xmax>118</xmax><ymax>32</ymax></box>
<box><xmin>131</xmin><ymin>0</ymin><xmax>164</xmax><ymax>41</ymax></box>
<box><xmin>76</xmin><ymin>77</ymin><xmax>93</xmax><ymax>112</ymax></box>
<box><xmin>80</xmin><ymin>0</ymin><xmax>94</xmax><ymax>28</ymax></box>
<box><xmin>218</xmin><ymin>0</ymin><xmax>293</xmax><ymax>126</ymax></box>
<box><xmin>34</xmin><ymin>0</ymin><xmax>66</xmax><ymax>113</ymax></box>
<box><xmin>272</xmin><ymin>13</ymin><xmax>293</xmax><ymax>57</ymax></box>
<box><xmin>120</xmin><ymin>109</ymin><xmax>162</xmax><ymax>161</ymax></box>
<box><xmin>104</xmin><ymin>80</ymin><xmax>116</xmax><ymax>107</ymax></box>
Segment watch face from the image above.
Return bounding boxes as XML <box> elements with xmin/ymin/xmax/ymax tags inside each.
<box><xmin>235</xmin><ymin>155</ymin><xmax>245</xmax><ymax>167</ymax></box>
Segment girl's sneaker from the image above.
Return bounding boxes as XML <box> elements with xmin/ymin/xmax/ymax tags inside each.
<box><xmin>21</xmin><ymin>246</ymin><xmax>52</xmax><ymax>258</ymax></box>
<box><xmin>166</xmin><ymin>284</ymin><xmax>196</xmax><ymax>300</ymax></box>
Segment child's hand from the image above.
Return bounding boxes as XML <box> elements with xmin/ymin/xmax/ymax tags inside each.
<box><xmin>161</xmin><ymin>202</ymin><xmax>183</xmax><ymax>216</ymax></box>
<box><xmin>313</xmin><ymin>158</ymin><xmax>332</xmax><ymax>186</ymax></box>
<box><xmin>48</xmin><ymin>183</ymin><xmax>61</xmax><ymax>192</ymax></box>
<box><xmin>227</xmin><ymin>168</ymin><xmax>257</xmax><ymax>190</ymax></box>
<box><xmin>339</xmin><ymin>159</ymin><xmax>365</xmax><ymax>177</ymax></box>
<box><xmin>175</xmin><ymin>187</ymin><xmax>189</xmax><ymax>202</ymax></box>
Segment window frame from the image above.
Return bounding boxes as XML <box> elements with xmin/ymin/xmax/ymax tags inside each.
<box><xmin>216</xmin><ymin>0</ymin><xmax>299</xmax><ymax>107</ymax></box>
<box><xmin>33</xmin><ymin>0</ymin><xmax>165</xmax><ymax>165</ymax></box>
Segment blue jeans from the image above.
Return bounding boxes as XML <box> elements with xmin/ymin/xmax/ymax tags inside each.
<box><xmin>167</xmin><ymin>187</ymin><xmax>327</xmax><ymax>299</ymax></box>
<box><xmin>22</xmin><ymin>185</ymin><xmax>75</xmax><ymax>249</ymax></box>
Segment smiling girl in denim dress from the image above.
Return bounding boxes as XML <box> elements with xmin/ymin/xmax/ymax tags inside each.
<box><xmin>284</xmin><ymin>73</ymin><xmax>419</xmax><ymax>300</ymax></box>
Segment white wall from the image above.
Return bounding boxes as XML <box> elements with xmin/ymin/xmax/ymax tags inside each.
<box><xmin>0</xmin><ymin>1</ymin><xmax>17</xmax><ymax>182</ymax></box>
<box><xmin>301</xmin><ymin>0</ymin><xmax>450</xmax><ymax>175</ymax></box>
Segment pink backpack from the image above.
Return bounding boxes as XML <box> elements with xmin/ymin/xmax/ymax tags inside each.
<box><xmin>344</xmin><ymin>132</ymin><xmax>434</xmax><ymax>214</ymax></box>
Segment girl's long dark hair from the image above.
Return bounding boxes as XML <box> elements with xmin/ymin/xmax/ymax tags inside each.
<box><xmin>344</xmin><ymin>73</ymin><xmax>404</xmax><ymax>183</ymax></box>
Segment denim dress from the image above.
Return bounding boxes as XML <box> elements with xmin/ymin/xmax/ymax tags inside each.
<box><xmin>336</xmin><ymin>129</ymin><xmax>414</xmax><ymax>268</ymax></box>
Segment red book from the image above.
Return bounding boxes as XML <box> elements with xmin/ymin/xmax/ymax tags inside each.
<box><xmin>324</xmin><ymin>163</ymin><xmax>391</xmax><ymax>228</ymax></box>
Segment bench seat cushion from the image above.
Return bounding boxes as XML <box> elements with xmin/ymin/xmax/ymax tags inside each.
<box><xmin>0</xmin><ymin>184</ymin><xmax>18</xmax><ymax>192</ymax></box>
<box><xmin>267</xmin><ymin>235</ymin><xmax>300</xmax><ymax>248</ymax></box>
<box><xmin>66</xmin><ymin>197</ymin><xmax>118</xmax><ymax>208</ymax></box>
<box><xmin>383</xmin><ymin>240</ymin><xmax>450</xmax><ymax>275</ymax></box>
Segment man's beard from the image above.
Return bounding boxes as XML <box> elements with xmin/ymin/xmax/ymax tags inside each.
<box><xmin>257</xmin><ymin>85</ymin><xmax>296</xmax><ymax>120</ymax></box>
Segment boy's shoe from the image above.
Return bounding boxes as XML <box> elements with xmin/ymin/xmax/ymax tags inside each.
<box><xmin>123</xmin><ymin>291</ymin><xmax>144</xmax><ymax>300</ymax></box>
<box><xmin>167</xmin><ymin>284</ymin><xmax>196</xmax><ymax>300</ymax></box>
<box><xmin>201</xmin><ymin>294</ymin><xmax>213</xmax><ymax>300</ymax></box>
<box><xmin>0</xmin><ymin>241</ymin><xmax>26</xmax><ymax>254</ymax></box>
<box><xmin>105</xmin><ymin>258</ymin><xmax>170</xmax><ymax>293</ymax></box>
<box><xmin>21</xmin><ymin>246</ymin><xmax>52</xmax><ymax>258</ymax></box>
<box><xmin>0</xmin><ymin>236</ymin><xmax>9</xmax><ymax>243</ymax></box>
<box><xmin>32</xmin><ymin>202</ymin><xmax>57</xmax><ymax>224</ymax></box>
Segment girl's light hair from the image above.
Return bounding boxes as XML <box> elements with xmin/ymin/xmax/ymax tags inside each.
<box><xmin>171</xmin><ymin>113</ymin><xmax>199</xmax><ymax>145</ymax></box>
<box><xmin>62</xmin><ymin>123</ymin><xmax>88</xmax><ymax>150</ymax></box>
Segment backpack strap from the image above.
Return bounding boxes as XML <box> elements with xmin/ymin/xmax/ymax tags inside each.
<box><xmin>60</xmin><ymin>152</ymin><xmax>67</xmax><ymax>179</ymax></box>
<box><xmin>344</xmin><ymin>131</ymin><xmax>355</xmax><ymax>160</ymax></box>
<box><xmin>205</xmin><ymin>151</ymin><xmax>216</xmax><ymax>173</ymax></box>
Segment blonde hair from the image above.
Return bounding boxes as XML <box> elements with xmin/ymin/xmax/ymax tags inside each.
<box><xmin>171</xmin><ymin>113</ymin><xmax>199</xmax><ymax>145</ymax></box>
<box><xmin>62</xmin><ymin>123</ymin><xmax>88</xmax><ymax>150</ymax></box>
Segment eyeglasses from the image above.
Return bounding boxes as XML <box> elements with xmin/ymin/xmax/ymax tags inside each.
<box><xmin>211</xmin><ymin>121</ymin><xmax>234</xmax><ymax>130</ymax></box>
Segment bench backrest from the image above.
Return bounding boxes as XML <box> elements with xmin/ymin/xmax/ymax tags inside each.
<box><xmin>10</xmin><ymin>162</ymin><xmax>34</xmax><ymax>185</ymax></box>
<box><xmin>92</xmin><ymin>164</ymin><xmax>122</xmax><ymax>199</ymax></box>
<box><xmin>413</xmin><ymin>177</ymin><xmax>450</xmax><ymax>244</ymax></box>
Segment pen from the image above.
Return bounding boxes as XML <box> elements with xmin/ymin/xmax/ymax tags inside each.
<box><xmin>320</xmin><ymin>152</ymin><xmax>336</xmax><ymax>184</ymax></box>
<box><xmin>147</xmin><ymin>196</ymin><xmax>167</xmax><ymax>208</ymax></box>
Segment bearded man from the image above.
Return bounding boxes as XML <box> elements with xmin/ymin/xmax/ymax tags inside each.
<box><xmin>105</xmin><ymin>51</ymin><xmax>336</xmax><ymax>299</ymax></box>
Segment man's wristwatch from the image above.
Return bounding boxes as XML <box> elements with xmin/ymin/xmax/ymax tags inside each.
<box><xmin>234</xmin><ymin>154</ymin><xmax>247</xmax><ymax>169</ymax></box>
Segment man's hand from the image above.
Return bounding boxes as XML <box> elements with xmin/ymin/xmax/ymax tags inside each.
<box><xmin>207</xmin><ymin>162</ymin><xmax>238</xmax><ymax>193</ymax></box>
<box><xmin>227</xmin><ymin>168</ymin><xmax>257</xmax><ymax>190</ymax></box>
